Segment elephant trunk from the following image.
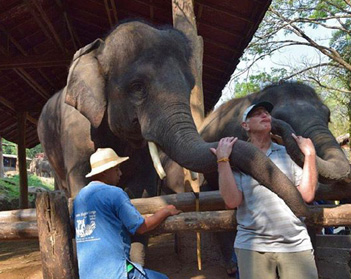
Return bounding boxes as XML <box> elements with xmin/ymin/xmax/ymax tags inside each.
<box><xmin>152</xmin><ymin>114</ymin><xmax>310</xmax><ymax>217</ymax></box>
<box><xmin>271</xmin><ymin>118</ymin><xmax>350</xmax><ymax>183</ymax></box>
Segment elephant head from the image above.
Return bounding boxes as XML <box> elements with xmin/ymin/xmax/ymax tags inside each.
<box><xmin>258</xmin><ymin>82</ymin><xmax>350</xmax><ymax>183</ymax></box>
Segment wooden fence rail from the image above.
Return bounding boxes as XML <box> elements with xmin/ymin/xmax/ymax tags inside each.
<box><xmin>1</xmin><ymin>191</ymin><xmax>351</xmax><ymax>241</ymax></box>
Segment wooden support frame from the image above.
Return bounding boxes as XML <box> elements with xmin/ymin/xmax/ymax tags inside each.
<box><xmin>17</xmin><ymin>111</ymin><xmax>28</xmax><ymax>209</ymax></box>
<box><xmin>1</xmin><ymin>191</ymin><xmax>351</xmax><ymax>240</ymax></box>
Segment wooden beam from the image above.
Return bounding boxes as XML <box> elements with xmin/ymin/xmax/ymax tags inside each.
<box><xmin>104</xmin><ymin>0</ymin><xmax>118</xmax><ymax>28</ymax></box>
<box><xmin>17</xmin><ymin>112</ymin><xmax>28</xmax><ymax>209</ymax></box>
<box><xmin>149</xmin><ymin>210</ymin><xmax>236</xmax><ymax>235</ymax></box>
<box><xmin>3</xmin><ymin>204</ymin><xmax>351</xmax><ymax>241</ymax></box>
<box><xmin>0</xmin><ymin>96</ymin><xmax>39</xmax><ymax>126</ymax></box>
<box><xmin>14</xmin><ymin>68</ymin><xmax>51</xmax><ymax>99</ymax></box>
<box><xmin>0</xmin><ymin>221</ymin><xmax>38</xmax><ymax>240</ymax></box>
<box><xmin>0</xmin><ymin>54</ymin><xmax>71</xmax><ymax>70</ymax></box>
<box><xmin>0</xmin><ymin>37</ymin><xmax>52</xmax><ymax>101</ymax></box>
<box><xmin>25</xmin><ymin>0</ymin><xmax>67</xmax><ymax>53</ymax></box>
<box><xmin>196</xmin><ymin>0</ymin><xmax>255</xmax><ymax>24</ymax></box>
<box><xmin>55</xmin><ymin>0</ymin><xmax>82</xmax><ymax>50</ymax></box>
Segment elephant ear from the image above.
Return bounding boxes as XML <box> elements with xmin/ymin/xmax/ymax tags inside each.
<box><xmin>65</xmin><ymin>39</ymin><xmax>106</xmax><ymax>128</ymax></box>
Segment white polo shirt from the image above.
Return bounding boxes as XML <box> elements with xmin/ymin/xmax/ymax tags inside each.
<box><xmin>233</xmin><ymin>142</ymin><xmax>313</xmax><ymax>252</ymax></box>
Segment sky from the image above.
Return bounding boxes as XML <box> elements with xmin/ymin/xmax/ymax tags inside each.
<box><xmin>215</xmin><ymin>21</ymin><xmax>334</xmax><ymax>109</ymax></box>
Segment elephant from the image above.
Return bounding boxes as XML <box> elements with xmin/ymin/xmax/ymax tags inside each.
<box><xmin>200</xmin><ymin>81</ymin><xmax>350</xmax><ymax>188</ymax></box>
<box><xmin>37</xmin><ymin>21</ymin><xmax>325</xmax><ymax>265</ymax></box>
<box><xmin>30</xmin><ymin>157</ymin><xmax>53</xmax><ymax>177</ymax></box>
<box><xmin>192</xmin><ymin>81</ymin><xmax>351</xmax><ymax>269</ymax></box>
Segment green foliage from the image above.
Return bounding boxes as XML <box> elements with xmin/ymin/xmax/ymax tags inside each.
<box><xmin>233</xmin><ymin>70</ymin><xmax>288</xmax><ymax>98</ymax></box>
<box><xmin>1</xmin><ymin>139</ymin><xmax>43</xmax><ymax>158</ymax></box>
<box><xmin>0</xmin><ymin>174</ymin><xmax>54</xmax><ymax>202</ymax></box>
<box><xmin>2</xmin><ymin>139</ymin><xmax>16</xmax><ymax>155</ymax></box>
<box><xmin>230</xmin><ymin>0</ymin><xmax>351</xmax><ymax>139</ymax></box>
<box><xmin>26</xmin><ymin>144</ymin><xmax>43</xmax><ymax>159</ymax></box>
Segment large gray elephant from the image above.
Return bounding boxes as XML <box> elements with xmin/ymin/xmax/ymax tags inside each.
<box><xmin>187</xmin><ymin>81</ymin><xmax>351</xmax><ymax>270</ymax></box>
<box><xmin>38</xmin><ymin>21</ymin><xmax>314</xmax><ymax>218</ymax></box>
<box><xmin>38</xmin><ymin>23</ymin><xmax>326</xmax><ymax>268</ymax></box>
<box><xmin>200</xmin><ymin>81</ymin><xmax>350</xmax><ymax>189</ymax></box>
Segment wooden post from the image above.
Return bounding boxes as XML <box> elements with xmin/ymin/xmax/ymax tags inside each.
<box><xmin>0</xmin><ymin>137</ymin><xmax>4</xmax><ymax>178</ymax></box>
<box><xmin>36</xmin><ymin>191</ymin><xmax>78</xmax><ymax>279</ymax></box>
<box><xmin>172</xmin><ymin>0</ymin><xmax>204</xmax><ymax>130</ymax></box>
<box><xmin>17</xmin><ymin>111</ymin><xmax>28</xmax><ymax>209</ymax></box>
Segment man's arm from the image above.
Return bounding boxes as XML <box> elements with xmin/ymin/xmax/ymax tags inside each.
<box><xmin>210</xmin><ymin>137</ymin><xmax>243</xmax><ymax>209</ymax></box>
<box><xmin>292</xmin><ymin>133</ymin><xmax>318</xmax><ymax>203</ymax></box>
<box><xmin>136</xmin><ymin>205</ymin><xmax>181</xmax><ymax>234</ymax></box>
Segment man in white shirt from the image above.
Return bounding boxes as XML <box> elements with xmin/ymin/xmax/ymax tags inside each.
<box><xmin>210</xmin><ymin>102</ymin><xmax>318</xmax><ymax>279</ymax></box>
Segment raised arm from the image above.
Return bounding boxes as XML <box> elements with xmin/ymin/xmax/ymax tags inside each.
<box><xmin>292</xmin><ymin>133</ymin><xmax>318</xmax><ymax>203</ymax></box>
<box><xmin>210</xmin><ymin>137</ymin><xmax>243</xmax><ymax>209</ymax></box>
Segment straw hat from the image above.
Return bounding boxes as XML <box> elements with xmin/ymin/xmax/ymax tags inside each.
<box><xmin>85</xmin><ymin>148</ymin><xmax>129</xmax><ymax>178</ymax></box>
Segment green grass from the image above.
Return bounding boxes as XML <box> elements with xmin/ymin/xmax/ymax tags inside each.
<box><xmin>0</xmin><ymin>174</ymin><xmax>54</xmax><ymax>202</ymax></box>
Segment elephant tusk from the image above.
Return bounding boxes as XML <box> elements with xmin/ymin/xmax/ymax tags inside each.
<box><xmin>148</xmin><ymin>141</ymin><xmax>166</xmax><ymax>180</ymax></box>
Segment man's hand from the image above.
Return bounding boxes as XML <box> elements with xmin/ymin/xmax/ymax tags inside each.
<box><xmin>210</xmin><ymin>137</ymin><xmax>238</xmax><ymax>160</ymax></box>
<box><xmin>164</xmin><ymin>204</ymin><xmax>182</xmax><ymax>216</ymax></box>
<box><xmin>292</xmin><ymin>133</ymin><xmax>316</xmax><ymax>157</ymax></box>
<box><xmin>136</xmin><ymin>205</ymin><xmax>181</xmax><ymax>234</ymax></box>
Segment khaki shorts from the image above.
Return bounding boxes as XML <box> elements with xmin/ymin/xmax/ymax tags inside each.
<box><xmin>235</xmin><ymin>248</ymin><xmax>318</xmax><ymax>279</ymax></box>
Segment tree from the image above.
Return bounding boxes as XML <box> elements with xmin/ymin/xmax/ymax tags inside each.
<box><xmin>231</xmin><ymin>0</ymin><xmax>351</xmax><ymax>140</ymax></box>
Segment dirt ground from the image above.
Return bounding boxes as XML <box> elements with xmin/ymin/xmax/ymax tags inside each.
<box><xmin>0</xmin><ymin>234</ymin><xmax>231</xmax><ymax>279</ymax></box>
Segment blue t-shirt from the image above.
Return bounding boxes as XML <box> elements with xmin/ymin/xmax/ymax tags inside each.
<box><xmin>73</xmin><ymin>181</ymin><xmax>145</xmax><ymax>279</ymax></box>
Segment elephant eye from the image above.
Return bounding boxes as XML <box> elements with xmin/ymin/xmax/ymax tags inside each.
<box><xmin>129</xmin><ymin>81</ymin><xmax>147</xmax><ymax>104</ymax></box>
<box><xmin>130</xmin><ymin>82</ymin><xmax>144</xmax><ymax>93</ymax></box>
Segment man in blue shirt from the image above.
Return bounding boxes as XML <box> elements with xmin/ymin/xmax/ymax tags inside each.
<box><xmin>74</xmin><ymin>148</ymin><xmax>181</xmax><ymax>279</ymax></box>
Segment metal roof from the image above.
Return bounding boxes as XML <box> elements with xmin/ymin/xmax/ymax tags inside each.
<box><xmin>0</xmin><ymin>0</ymin><xmax>271</xmax><ymax>148</ymax></box>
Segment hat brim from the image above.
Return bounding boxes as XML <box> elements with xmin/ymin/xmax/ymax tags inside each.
<box><xmin>85</xmin><ymin>157</ymin><xmax>129</xmax><ymax>178</ymax></box>
<box><xmin>243</xmin><ymin>101</ymin><xmax>274</xmax><ymax>122</ymax></box>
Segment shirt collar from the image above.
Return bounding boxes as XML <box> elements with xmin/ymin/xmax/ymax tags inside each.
<box><xmin>266</xmin><ymin>142</ymin><xmax>283</xmax><ymax>157</ymax></box>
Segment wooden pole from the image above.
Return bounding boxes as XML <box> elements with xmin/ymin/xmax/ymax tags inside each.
<box><xmin>17</xmin><ymin>111</ymin><xmax>28</xmax><ymax>209</ymax></box>
<box><xmin>172</xmin><ymin>0</ymin><xmax>204</xmax><ymax>130</ymax></box>
<box><xmin>0</xmin><ymin>137</ymin><xmax>4</xmax><ymax>178</ymax></box>
<box><xmin>36</xmin><ymin>191</ymin><xmax>78</xmax><ymax>279</ymax></box>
